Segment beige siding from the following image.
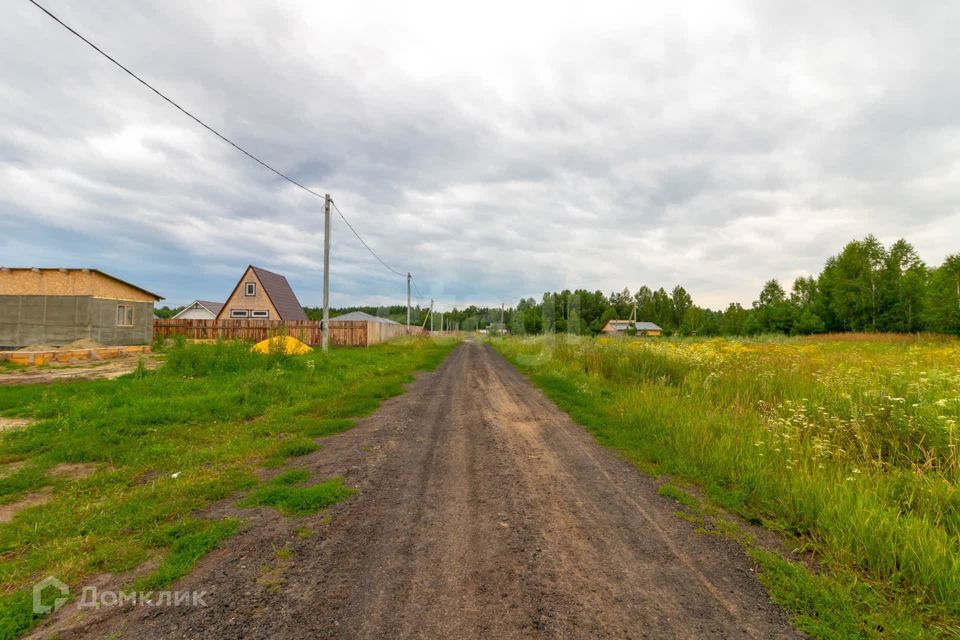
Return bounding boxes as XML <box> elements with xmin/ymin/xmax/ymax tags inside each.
<box><xmin>217</xmin><ymin>266</ymin><xmax>279</xmax><ymax>319</ymax></box>
<box><xmin>0</xmin><ymin>269</ymin><xmax>156</xmax><ymax>302</ymax></box>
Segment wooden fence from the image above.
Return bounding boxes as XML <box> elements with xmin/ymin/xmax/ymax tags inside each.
<box><xmin>153</xmin><ymin>319</ymin><xmax>323</xmax><ymax>345</ymax></box>
<box><xmin>153</xmin><ymin>319</ymin><xmax>426</xmax><ymax>347</ymax></box>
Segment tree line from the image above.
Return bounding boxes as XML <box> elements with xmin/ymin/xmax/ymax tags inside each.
<box><xmin>288</xmin><ymin>236</ymin><xmax>960</xmax><ymax>337</ymax></box>
<box><xmin>506</xmin><ymin>236</ymin><xmax>960</xmax><ymax>336</ymax></box>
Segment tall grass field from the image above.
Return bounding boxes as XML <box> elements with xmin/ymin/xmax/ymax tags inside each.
<box><xmin>493</xmin><ymin>334</ymin><xmax>960</xmax><ymax>639</ymax></box>
<box><xmin>0</xmin><ymin>337</ymin><xmax>456</xmax><ymax>640</ymax></box>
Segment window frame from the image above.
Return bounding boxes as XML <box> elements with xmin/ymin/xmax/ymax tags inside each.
<box><xmin>250</xmin><ymin>310</ymin><xmax>270</xmax><ymax>319</ymax></box>
<box><xmin>230</xmin><ymin>309</ymin><xmax>250</xmax><ymax>318</ymax></box>
<box><xmin>116</xmin><ymin>304</ymin><xmax>134</xmax><ymax>327</ymax></box>
<box><xmin>244</xmin><ymin>282</ymin><xmax>256</xmax><ymax>297</ymax></box>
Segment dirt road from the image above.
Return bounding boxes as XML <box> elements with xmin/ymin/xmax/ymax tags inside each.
<box><xmin>39</xmin><ymin>342</ymin><xmax>802</xmax><ymax>639</ymax></box>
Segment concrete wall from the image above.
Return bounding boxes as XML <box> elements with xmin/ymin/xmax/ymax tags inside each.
<box><xmin>0</xmin><ymin>295</ymin><xmax>154</xmax><ymax>348</ymax></box>
<box><xmin>90</xmin><ymin>297</ymin><xmax>154</xmax><ymax>345</ymax></box>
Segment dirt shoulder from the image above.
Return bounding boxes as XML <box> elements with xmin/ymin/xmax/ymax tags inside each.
<box><xmin>0</xmin><ymin>355</ymin><xmax>156</xmax><ymax>386</ymax></box>
<box><xmin>31</xmin><ymin>342</ymin><xmax>802</xmax><ymax>639</ymax></box>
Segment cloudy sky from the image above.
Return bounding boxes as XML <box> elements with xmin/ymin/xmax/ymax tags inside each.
<box><xmin>2</xmin><ymin>1</ymin><xmax>958</xmax><ymax>311</ymax></box>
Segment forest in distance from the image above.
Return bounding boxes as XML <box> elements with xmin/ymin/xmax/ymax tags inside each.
<box><xmin>303</xmin><ymin>236</ymin><xmax>960</xmax><ymax>337</ymax></box>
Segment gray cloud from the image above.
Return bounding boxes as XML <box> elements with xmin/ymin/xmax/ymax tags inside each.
<box><xmin>2</xmin><ymin>0</ymin><xmax>958</xmax><ymax>311</ymax></box>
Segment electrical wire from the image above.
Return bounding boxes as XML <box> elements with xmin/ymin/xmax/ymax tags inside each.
<box><xmin>27</xmin><ymin>0</ymin><xmax>427</xmax><ymax>292</ymax></box>
<box><xmin>328</xmin><ymin>199</ymin><xmax>406</xmax><ymax>277</ymax></box>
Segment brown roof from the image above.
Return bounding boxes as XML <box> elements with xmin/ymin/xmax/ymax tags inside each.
<box><xmin>249</xmin><ymin>266</ymin><xmax>307</xmax><ymax>321</ymax></box>
<box><xmin>196</xmin><ymin>300</ymin><xmax>225</xmax><ymax>315</ymax></box>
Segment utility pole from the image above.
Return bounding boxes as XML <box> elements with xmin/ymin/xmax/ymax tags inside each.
<box><xmin>406</xmin><ymin>272</ymin><xmax>411</xmax><ymax>334</ymax></box>
<box><xmin>322</xmin><ymin>194</ymin><xmax>331</xmax><ymax>353</ymax></box>
<box><xmin>500</xmin><ymin>302</ymin><xmax>504</xmax><ymax>335</ymax></box>
<box><xmin>421</xmin><ymin>299</ymin><xmax>433</xmax><ymax>330</ymax></box>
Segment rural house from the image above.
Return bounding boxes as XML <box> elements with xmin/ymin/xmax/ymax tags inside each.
<box><xmin>0</xmin><ymin>267</ymin><xmax>162</xmax><ymax>348</ymax></box>
<box><xmin>172</xmin><ymin>300</ymin><xmax>224</xmax><ymax>320</ymax></box>
<box><xmin>600</xmin><ymin>320</ymin><xmax>663</xmax><ymax>337</ymax></box>
<box><xmin>216</xmin><ymin>265</ymin><xmax>308</xmax><ymax>321</ymax></box>
<box><xmin>330</xmin><ymin>311</ymin><xmax>400</xmax><ymax>324</ymax></box>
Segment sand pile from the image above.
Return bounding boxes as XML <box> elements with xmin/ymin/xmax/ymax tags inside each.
<box><xmin>251</xmin><ymin>336</ymin><xmax>313</xmax><ymax>355</ymax></box>
<box><xmin>65</xmin><ymin>339</ymin><xmax>103</xmax><ymax>350</ymax></box>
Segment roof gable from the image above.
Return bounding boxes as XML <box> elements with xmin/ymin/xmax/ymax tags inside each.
<box><xmin>172</xmin><ymin>299</ymin><xmax>225</xmax><ymax>319</ymax></box>
<box><xmin>242</xmin><ymin>266</ymin><xmax>307</xmax><ymax>321</ymax></box>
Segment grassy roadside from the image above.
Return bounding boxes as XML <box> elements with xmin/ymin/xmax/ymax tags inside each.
<box><xmin>492</xmin><ymin>334</ymin><xmax>960</xmax><ymax>639</ymax></box>
<box><xmin>0</xmin><ymin>337</ymin><xmax>457</xmax><ymax>639</ymax></box>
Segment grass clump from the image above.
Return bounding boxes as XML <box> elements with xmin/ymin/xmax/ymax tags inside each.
<box><xmin>657</xmin><ymin>483</ymin><xmax>699</xmax><ymax>509</ymax></box>
<box><xmin>273</xmin><ymin>439</ymin><xmax>321</xmax><ymax>458</ymax></box>
<box><xmin>240</xmin><ymin>477</ymin><xmax>354</xmax><ymax>516</ymax></box>
<box><xmin>272</xmin><ymin>469</ymin><xmax>311</xmax><ymax>485</ymax></box>
<box><xmin>135</xmin><ymin>518</ymin><xmax>241</xmax><ymax>591</ymax></box>
<box><xmin>493</xmin><ymin>334</ymin><xmax>960</xmax><ymax>638</ymax></box>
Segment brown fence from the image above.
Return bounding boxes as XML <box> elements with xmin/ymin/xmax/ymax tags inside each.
<box><xmin>153</xmin><ymin>319</ymin><xmax>323</xmax><ymax>345</ymax></box>
<box><xmin>153</xmin><ymin>319</ymin><xmax>427</xmax><ymax>347</ymax></box>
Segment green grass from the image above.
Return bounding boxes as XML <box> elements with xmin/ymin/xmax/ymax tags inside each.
<box><xmin>657</xmin><ymin>483</ymin><xmax>699</xmax><ymax>509</ymax></box>
<box><xmin>134</xmin><ymin>518</ymin><xmax>241</xmax><ymax>591</ymax></box>
<box><xmin>0</xmin><ymin>336</ymin><xmax>457</xmax><ymax>640</ymax></box>
<box><xmin>493</xmin><ymin>334</ymin><xmax>960</xmax><ymax>638</ymax></box>
<box><xmin>239</xmin><ymin>476</ymin><xmax>355</xmax><ymax>516</ymax></box>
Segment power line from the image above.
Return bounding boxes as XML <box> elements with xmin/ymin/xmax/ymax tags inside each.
<box><xmin>26</xmin><ymin>0</ymin><xmax>425</xmax><ymax>289</ymax></box>
<box><xmin>25</xmin><ymin>0</ymin><xmax>328</xmax><ymax>203</ymax></box>
<box><xmin>329</xmin><ymin>199</ymin><xmax>405</xmax><ymax>277</ymax></box>
<box><xmin>411</xmin><ymin>277</ymin><xmax>426</xmax><ymax>300</ymax></box>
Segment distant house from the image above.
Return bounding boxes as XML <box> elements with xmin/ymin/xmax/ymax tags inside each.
<box><xmin>600</xmin><ymin>320</ymin><xmax>663</xmax><ymax>337</ymax></box>
<box><xmin>172</xmin><ymin>300</ymin><xmax>224</xmax><ymax>320</ymax></box>
<box><xmin>0</xmin><ymin>267</ymin><xmax>163</xmax><ymax>347</ymax></box>
<box><xmin>216</xmin><ymin>265</ymin><xmax>307</xmax><ymax>321</ymax></box>
<box><xmin>330</xmin><ymin>311</ymin><xmax>400</xmax><ymax>324</ymax></box>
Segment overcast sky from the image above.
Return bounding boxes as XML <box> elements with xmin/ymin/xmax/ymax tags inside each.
<box><xmin>2</xmin><ymin>1</ymin><xmax>958</xmax><ymax>311</ymax></box>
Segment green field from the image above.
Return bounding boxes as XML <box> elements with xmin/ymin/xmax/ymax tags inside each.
<box><xmin>493</xmin><ymin>334</ymin><xmax>960</xmax><ymax>639</ymax></box>
<box><xmin>0</xmin><ymin>337</ymin><xmax>456</xmax><ymax>639</ymax></box>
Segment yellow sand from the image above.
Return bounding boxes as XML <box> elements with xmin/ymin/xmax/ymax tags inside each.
<box><xmin>251</xmin><ymin>336</ymin><xmax>313</xmax><ymax>355</ymax></box>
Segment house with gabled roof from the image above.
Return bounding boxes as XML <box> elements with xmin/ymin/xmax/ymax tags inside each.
<box><xmin>600</xmin><ymin>320</ymin><xmax>663</xmax><ymax>337</ymax></box>
<box><xmin>172</xmin><ymin>300</ymin><xmax>224</xmax><ymax>320</ymax></box>
<box><xmin>215</xmin><ymin>265</ymin><xmax>307</xmax><ymax>321</ymax></box>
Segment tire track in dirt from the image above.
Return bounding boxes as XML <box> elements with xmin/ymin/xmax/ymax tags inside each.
<box><xmin>33</xmin><ymin>342</ymin><xmax>803</xmax><ymax>639</ymax></box>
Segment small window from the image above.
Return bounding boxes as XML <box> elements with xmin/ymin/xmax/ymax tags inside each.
<box><xmin>251</xmin><ymin>310</ymin><xmax>270</xmax><ymax>318</ymax></box>
<box><xmin>230</xmin><ymin>309</ymin><xmax>249</xmax><ymax>318</ymax></box>
<box><xmin>117</xmin><ymin>304</ymin><xmax>134</xmax><ymax>326</ymax></box>
<box><xmin>245</xmin><ymin>282</ymin><xmax>256</xmax><ymax>296</ymax></box>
